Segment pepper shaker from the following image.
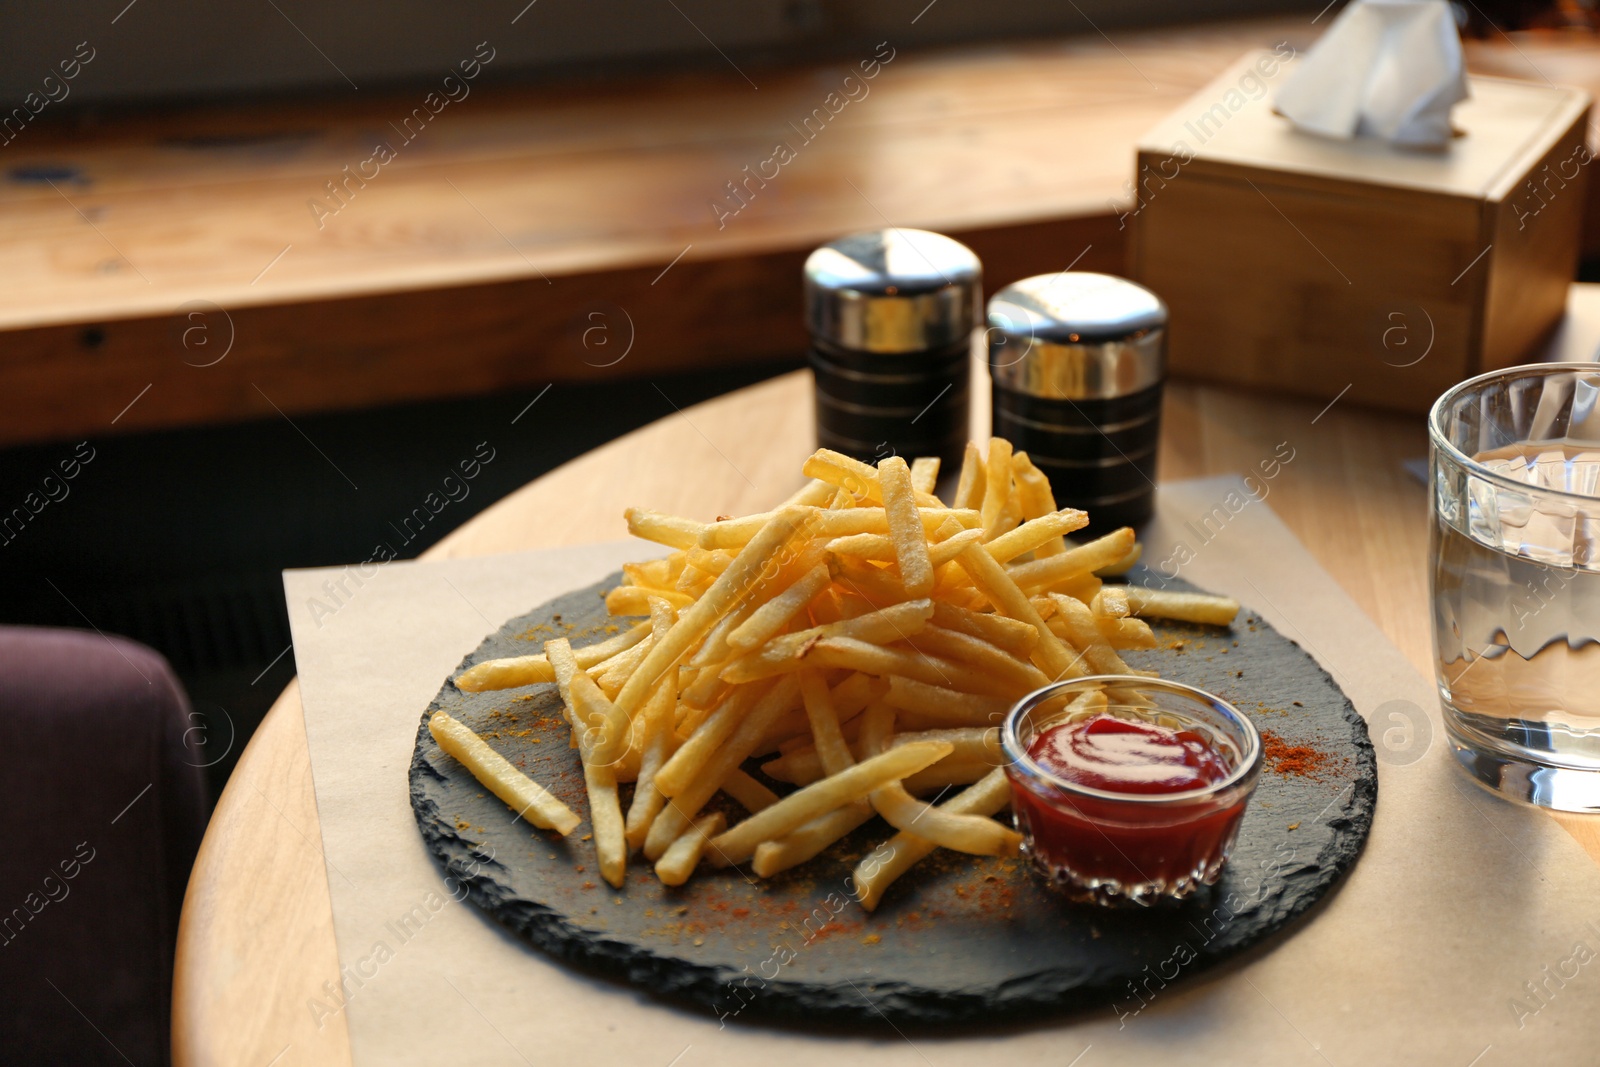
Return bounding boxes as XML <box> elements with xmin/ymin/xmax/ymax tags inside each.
<box><xmin>803</xmin><ymin>229</ymin><xmax>981</xmax><ymax>470</ymax></box>
<box><xmin>987</xmin><ymin>272</ymin><xmax>1166</xmax><ymax>531</ymax></box>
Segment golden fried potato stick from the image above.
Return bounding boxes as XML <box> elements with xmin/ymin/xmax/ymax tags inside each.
<box><xmin>783</xmin><ymin>479</ymin><xmax>841</xmax><ymax>507</ymax></box>
<box><xmin>955</xmin><ymin>543</ymin><xmax>1080</xmax><ymax>682</ymax></box>
<box><xmin>852</xmin><ymin>768</ymin><xmax>1012</xmax><ymax>911</ymax></box>
<box><xmin>614</xmin><ymin>506</ymin><xmax>813</xmax><ymax>720</ymax></box>
<box><xmin>654</xmin><ymin>811</ymin><xmax>726</xmax><ymax>886</ymax></box>
<box><xmin>622</xmin><ymin>682</ymin><xmax>679</xmax><ymax>849</ymax></box>
<box><xmin>625</xmin><ymin>508</ymin><xmax>707</xmax><ymax>550</ymax></box>
<box><xmin>1048</xmin><ymin>593</ymin><xmax>1130</xmax><ymax>675</ymax></box>
<box><xmin>546</xmin><ymin>638</ymin><xmax>632</xmax><ymax>769</ymax></box>
<box><xmin>720</xmin><ymin>769</ymin><xmax>780</xmax><ymax>812</ymax></box>
<box><xmin>1007</xmin><ymin>528</ymin><xmax>1137</xmax><ymax>596</ymax></box>
<box><xmin>1093</xmin><ymin>586</ymin><xmax>1131</xmax><ymax>619</ymax></box>
<box><xmin>953</xmin><ymin>441</ymin><xmax>987</xmax><ymax>510</ymax></box>
<box><xmin>801</xmin><ymin>449</ymin><xmax>945</xmax><ymax>508</ymax></box>
<box><xmin>878</xmin><ymin>456</ymin><xmax>935</xmax><ymax>598</ymax></box>
<box><xmin>585</xmin><ymin>760</ymin><xmax>628</xmax><ymax>888</ymax></box>
<box><xmin>706</xmin><ymin>740</ymin><xmax>954</xmax><ymax>866</ymax></box>
<box><xmin>1103</xmin><ymin>616</ymin><xmax>1158</xmax><ymax>649</ymax></box>
<box><xmin>882</xmin><ymin>675</ymin><xmax>1013</xmax><ymax>725</ymax></box>
<box><xmin>929</xmin><ymin>601</ymin><xmax>1038</xmax><ymax>656</ymax></box>
<box><xmin>980</xmin><ymin>438</ymin><xmax>1015</xmax><ymax>539</ymax></box>
<box><xmin>1124</xmin><ymin>587</ymin><xmax>1240</xmax><ymax>626</ymax></box>
<box><xmin>720</xmin><ymin>599</ymin><xmax>936</xmax><ymax>684</ymax></box>
<box><xmin>982</xmin><ymin>509</ymin><xmax>1090</xmax><ymax>564</ymax></box>
<box><xmin>901</xmin><ymin>626</ymin><xmax>1050</xmax><ymax>694</ymax></box>
<box><xmin>1097</xmin><ymin>541</ymin><xmax>1144</xmax><ymax>577</ymax></box>
<box><xmin>751</xmin><ymin>803</ymin><xmax>874</xmax><ymax>877</ymax></box>
<box><xmin>455</xmin><ymin>623</ymin><xmax>648</xmax><ymax>692</ymax></box>
<box><xmin>910</xmin><ymin>456</ymin><xmax>941</xmax><ymax>495</ymax></box>
<box><xmin>725</xmin><ymin>562</ymin><xmax>832</xmax><ymax>652</ymax></box>
<box><xmin>428</xmin><ymin>712</ymin><xmax>580</xmax><ymax>836</ymax></box>
<box><xmin>800</xmin><ymin>636</ymin><xmax>1024</xmax><ymax>699</ymax></box>
<box><xmin>762</xmin><ymin>727</ymin><xmax>999</xmax><ymax>786</ymax></box>
<box><xmin>654</xmin><ymin>677</ymin><xmax>783</xmax><ymax>798</ymax></box>
<box><xmin>1010</xmin><ymin>452</ymin><xmax>1067</xmax><ymax>558</ymax></box>
<box><xmin>623</xmin><ymin>558</ymin><xmax>677</xmax><ymax>591</ymax></box>
<box><xmin>700</xmin><ymin>506</ymin><xmax>974</xmax><ymax>550</ymax></box>
<box><xmin>798</xmin><ymin>667</ymin><xmax>855</xmax><ymax>776</ymax></box>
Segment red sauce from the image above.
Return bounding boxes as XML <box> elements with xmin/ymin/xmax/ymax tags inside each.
<box><xmin>1007</xmin><ymin>713</ymin><xmax>1253</xmax><ymax>901</ymax></box>
<box><xmin>1028</xmin><ymin>714</ymin><xmax>1233</xmax><ymax>795</ymax></box>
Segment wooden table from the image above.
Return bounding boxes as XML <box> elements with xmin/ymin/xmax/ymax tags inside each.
<box><xmin>172</xmin><ymin>304</ymin><xmax>1600</xmax><ymax>1066</ymax></box>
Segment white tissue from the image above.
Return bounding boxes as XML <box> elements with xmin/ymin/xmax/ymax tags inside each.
<box><xmin>1275</xmin><ymin>0</ymin><xmax>1470</xmax><ymax>149</ymax></box>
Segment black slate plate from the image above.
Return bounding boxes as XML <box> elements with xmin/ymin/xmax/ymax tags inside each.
<box><xmin>409</xmin><ymin>568</ymin><xmax>1376</xmax><ymax>1027</ymax></box>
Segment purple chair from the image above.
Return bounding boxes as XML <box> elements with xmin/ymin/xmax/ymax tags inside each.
<box><xmin>0</xmin><ymin>626</ymin><xmax>207</xmax><ymax>1066</ymax></box>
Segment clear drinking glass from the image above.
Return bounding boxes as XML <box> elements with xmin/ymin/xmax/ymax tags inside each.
<box><xmin>1430</xmin><ymin>363</ymin><xmax>1600</xmax><ymax>810</ymax></box>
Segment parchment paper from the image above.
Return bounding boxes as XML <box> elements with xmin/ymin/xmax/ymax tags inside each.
<box><xmin>285</xmin><ymin>477</ymin><xmax>1600</xmax><ymax>1065</ymax></box>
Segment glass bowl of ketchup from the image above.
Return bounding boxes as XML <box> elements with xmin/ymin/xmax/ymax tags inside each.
<box><xmin>1001</xmin><ymin>676</ymin><xmax>1262</xmax><ymax>906</ymax></box>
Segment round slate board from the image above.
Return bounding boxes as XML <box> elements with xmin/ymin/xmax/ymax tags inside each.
<box><xmin>409</xmin><ymin>568</ymin><xmax>1376</xmax><ymax>1027</ymax></box>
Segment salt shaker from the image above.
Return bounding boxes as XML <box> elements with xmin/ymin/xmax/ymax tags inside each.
<box><xmin>803</xmin><ymin>229</ymin><xmax>981</xmax><ymax>470</ymax></box>
<box><xmin>987</xmin><ymin>273</ymin><xmax>1166</xmax><ymax>531</ymax></box>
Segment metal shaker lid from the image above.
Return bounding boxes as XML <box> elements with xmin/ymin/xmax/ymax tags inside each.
<box><xmin>804</xmin><ymin>228</ymin><xmax>982</xmax><ymax>354</ymax></box>
<box><xmin>987</xmin><ymin>273</ymin><xmax>1166</xmax><ymax>400</ymax></box>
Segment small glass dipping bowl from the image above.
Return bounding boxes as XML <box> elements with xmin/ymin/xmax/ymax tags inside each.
<box><xmin>1001</xmin><ymin>676</ymin><xmax>1263</xmax><ymax>906</ymax></box>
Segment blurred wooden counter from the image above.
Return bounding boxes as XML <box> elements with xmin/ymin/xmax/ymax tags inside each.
<box><xmin>4</xmin><ymin>18</ymin><xmax>1594</xmax><ymax>448</ymax></box>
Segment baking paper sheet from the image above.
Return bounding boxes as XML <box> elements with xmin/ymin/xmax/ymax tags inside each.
<box><xmin>285</xmin><ymin>477</ymin><xmax>1600</xmax><ymax>1065</ymax></box>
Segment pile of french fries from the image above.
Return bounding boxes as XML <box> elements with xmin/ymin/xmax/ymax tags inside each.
<box><xmin>431</xmin><ymin>440</ymin><xmax>1239</xmax><ymax>911</ymax></box>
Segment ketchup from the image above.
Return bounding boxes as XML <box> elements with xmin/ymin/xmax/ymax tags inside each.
<box><xmin>1028</xmin><ymin>714</ymin><xmax>1233</xmax><ymax>795</ymax></box>
<box><xmin>1008</xmin><ymin>712</ymin><xmax>1252</xmax><ymax>903</ymax></box>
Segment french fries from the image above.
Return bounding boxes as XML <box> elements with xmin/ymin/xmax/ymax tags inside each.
<box><xmin>428</xmin><ymin>712</ymin><xmax>580</xmax><ymax>836</ymax></box>
<box><xmin>442</xmin><ymin>439</ymin><xmax>1243</xmax><ymax>908</ymax></box>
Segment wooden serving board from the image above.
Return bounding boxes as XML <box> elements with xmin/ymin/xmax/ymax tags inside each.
<box><xmin>408</xmin><ymin>570</ymin><xmax>1375</xmax><ymax>1026</ymax></box>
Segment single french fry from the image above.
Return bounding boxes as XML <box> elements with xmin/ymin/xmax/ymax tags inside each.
<box><xmin>824</xmin><ymin>532</ymin><xmax>897</xmax><ymax>561</ymax></box>
<box><xmin>428</xmin><ymin>712</ymin><xmax>580</xmax><ymax>836</ymax></box>
<box><xmin>980</xmin><ymin>438</ymin><xmax>1015</xmax><ymax>539</ymax></box>
<box><xmin>900</xmin><ymin>759</ymin><xmax>996</xmax><ymax>793</ymax></box>
<box><xmin>783</xmin><ymin>479</ymin><xmax>839</xmax><ymax>507</ymax></box>
<box><xmin>707</xmin><ymin>740</ymin><xmax>954</xmax><ymax>865</ymax></box>
<box><xmin>1097</xmin><ymin>541</ymin><xmax>1144</xmax><ymax>577</ymax></box>
<box><xmin>1104</xmin><ymin>616</ymin><xmax>1159</xmax><ymax>650</ymax></box>
<box><xmin>622</xmin><ymin>681</ymin><xmax>679</xmax><ymax>849</ymax></box>
<box><xmin>625</xmin><ymin>507</ymin><xmax>707</xmax><ymax>550</ymax></box>
<box><xmin>1048</xmin><ymin>593</ymin><xmax>1130</xmax><ymax>675</ymax></box>
<box><xmin>623</xmin><ymin>559</ymin><xmax>677</xmax><ymax>591</ymax></box>
<box><xmin>910</xmin><ymin>456</ymin><xmax>941</xmax><ymax>495</ymax></box>
<box><xmin>547</xmin><ymin>638</ymin><xmax>632</xmax><ymax>769</ymax></box>
<box><xmin>655</xmin><ymin>676</ymin><xmax>788</xmax><ymax>798</ymax></box>
<box><xmin>1092</xmin><ymin>586</ymin><xmax>1131</xmax><ymax>620</ymax></box>
<box><xmin>614</xmin><ymin>506</ymin><xmax>813</xmax><ymax>719</ymax></box>
<box><xmin>879</xmin><ymin>456</ymin><xmax>935</xmax><ymax>598</ymax></box>
<box><xmin>870</xmin><ymin>780</ymin><xmax>1020</xmax><ymax>856</ymax></box>
<box><xmin>901</xmin><ymin>626</ymin><xmax>1051</xmax><ymax>694</ymax></box>
<box><xmin>764</xmin><ymin>727</ymin><xmax>998</xmax><ymax>786</ymax></box>
<box><xmin>802</xmin><ymin>449</ymin><xmax>945</xmax><ymax>509</ymax></box>
<box><xmin>655</xmin><ymin>811</ymin><xmax>726</xmax><ymax>887</ymax></box>
<box><xmin>1010</xmin><ymin>452</ymin><xmax>1067</xmax><ymax>557</ymax></box>
<box><xmin>719</xmin><ymin>600</ymin><xmax>936</xmax><ymax>683</ymax></box>
<box><xmin>829</xmin><ymin>555</ymin><xmax>908</xmax><ymax>607</ymax></box>
<box><xmin>883</xmin><ymin>675</ymin><xmax>1013</xmax><ymax>725</ymax></box>
<box><xmin>751</xmin><ymin>802</ymin><xmax>875</xmax><ymax>877</ymax></box>
<box><xmin>720</xmin><ymin>768</ymin><xmax>780</xmax><ymax>812</ymax></box>
<box><xmin>593</xmin><ymin>634</ymin><xmax>656</xmax><ymax>697</ymax></box>
<box><xmin>956</xmin><ymin>544</ymin><xmax>1080</xmax><ymax>682</ymax></box>
<box><xmin>800</xmin><ymin>636</ymin><xmax>1025</xmax><ymax>699</ymax></box>
<box><xmin>953</xmin><ymin>441</ymin><xmax>987</xmax><ymax>510</ymax></box>
<box><xmin>455</xmin><ymin>623</ymin><xmax>648</xmax><ymax>692</ymax></box>
<box><xmin>1124</xmin><ymin>587</ymin><xmax>1241</xmax><ymax>627</ymax></box>
<box><xmin>983</xmin><ymin>509</ymin><xmax>1090</xmax><ymax>564</ymax></box>
<box><xmin>1008</xmin><ymin>528</ymin><xmax>1137</xmax><ymax>596</ymax></box>
<box><xmin>798</xmin><ymin>667</ymin><xmax>855</xmax><ymax>776</ymax></box>
<box><xmin>929</xmin><ymin>601</ymin><xmax>1038</xmax><ymax>656</ymax></box>
<box><xmin>928</xmin><ymin>528</ymin><xmax>986</xmax><ymax>567</ymax></box>
<box><xmin>585</xmin><ymin>761</ymin><xmax>627</xmax><ymax>888</ymax></box>
<box><xmin>726</xmin><ymin>563</ymin><xmax>833</xmax><ymax>652</ymax></box>
<box><xmin>852</xmin><ymin>768</ymin><xmax>1012</xmax><ymax>911</ymax></box>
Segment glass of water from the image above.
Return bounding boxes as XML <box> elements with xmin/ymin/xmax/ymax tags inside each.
<box><xmin>1431</xmin><ymin>363</ymin><xmax>1600</xmax><ymax>810</ymax></box>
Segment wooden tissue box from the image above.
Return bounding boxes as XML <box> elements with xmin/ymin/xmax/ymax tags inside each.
<box><xmin>1127</xmin><ymin>51</ymin><xmax>1592</xmax><ymax>412</ymax></box>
